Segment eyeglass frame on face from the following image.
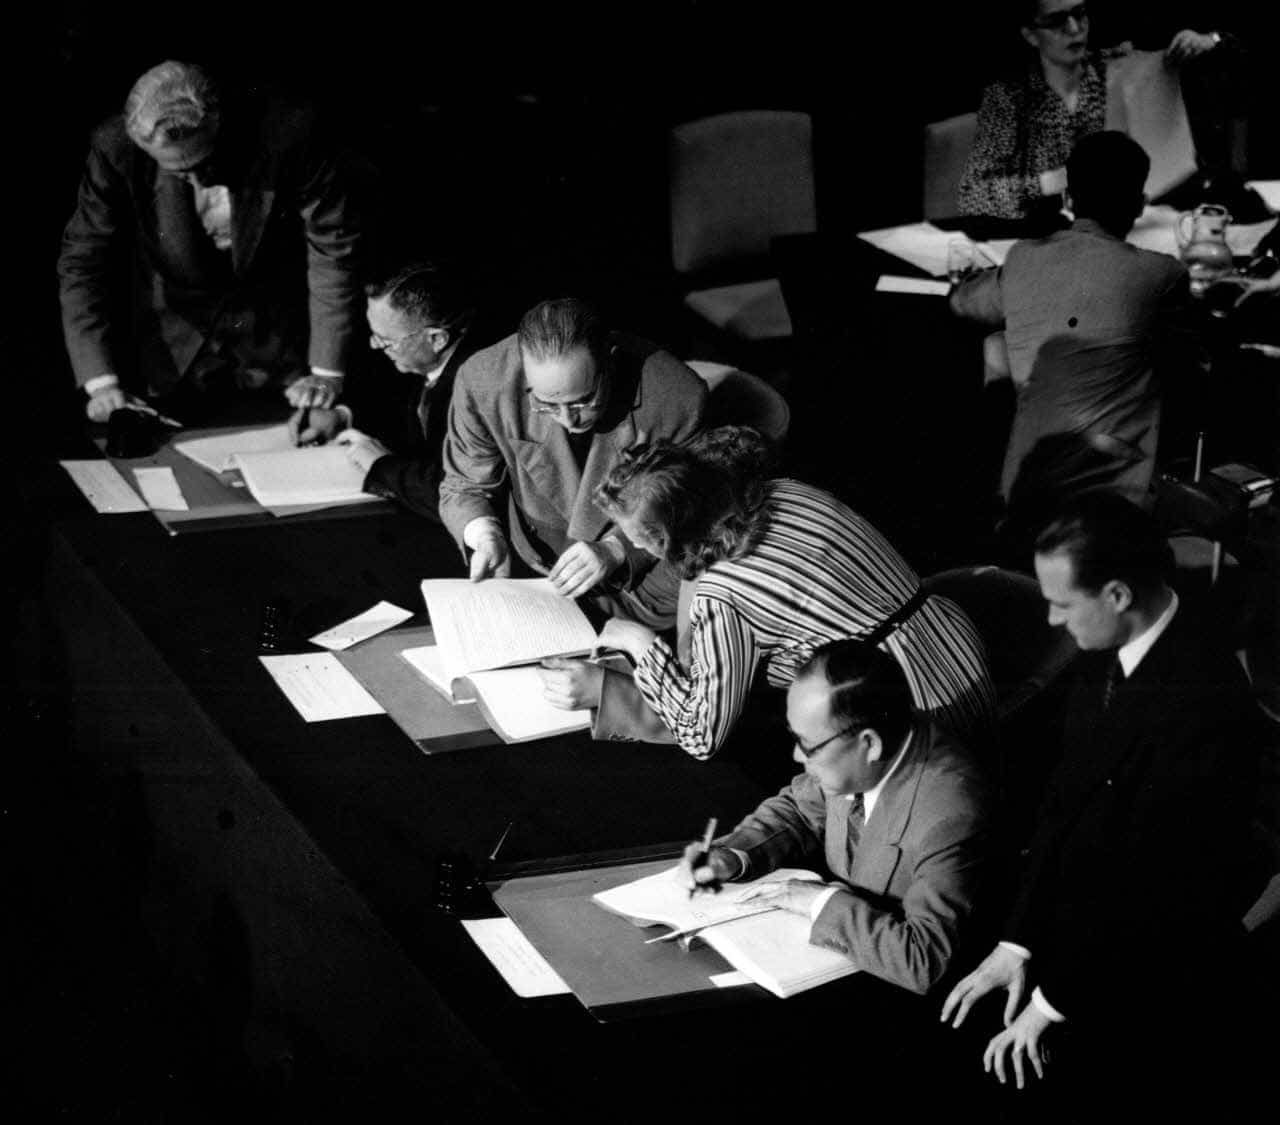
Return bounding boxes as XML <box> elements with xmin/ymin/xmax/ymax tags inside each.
<box><xmin>1031</xmin><ymin>2</ymin><xmax>1088</xmax><ymax>32</ymax></box>
<box><xmin>369</xmin><ymin>323</ymin><xmax>441</xmax><ymax>352</ymax></box>
<box><xmin>524</xmin><ymin>363</ymin><xmax>608</xmax><ymax>425</ymax></box>
<box><xmin>792</xmin><ymin>724</ymin><xmax>861</xmax><ymax>759</ymax></box>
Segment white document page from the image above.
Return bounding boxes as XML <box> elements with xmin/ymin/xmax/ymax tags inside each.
<box><xmin>857</xmin><ymin>222</ymin><xmax>954</xmax><ymax>277</ymax></box>
<box><xmin>420</xmin><ymin>578</ymin><xmax>596</xmax><ymax>683</ymax></box>
<box><xmin>232</xmin><ymin>447</ymin><xmax>370</xmax><ymax>507</ymax></box>
<box><xmin>1247</xmin><ymin>180</ymin><xmax>1280</xmax><ymax>213</ymax></box>
<box><xmin>60</xmin><ymin>460</ymin><xmax>149</xmax><ymax>513</ymax></box>
<box><xmin>460</xmin><ymin>917</ymin><xmax>571</xmax><ymax>998</ymax></box>
<box><xmin>309</xmin><ymin>601</ymin><xmax>415</xmax><ymax>651</ymax></box>
<box><xmin>258</xmin><ymin>653</ymin><xmax>386</xmax><ymax>722</ymax></box>
<box><xmin>174</xmin><ymin>424</ymin><xmax>293</xmax><ymax>473</ymax></box>
<box><xmin>400</xmin><ymin>645</ymin><xmax>478</xmax><ymax>703</ymax></box>
<box><xmin>1105</xmin><ymin>50</ymin><xmax>1197</xmax><ymax>199</ymax></box>
<box><xmin>465</xmin><ymin>666</ymin><xmax>591</xmax><ymax>742</ymax></box>
<box><xmin>132</xmin><ymin>465</ymin><xmax>189</xmax><ymax>511</ymax></box>
<box><xmin>875</xmin><ymin>275</ymin><xmax>950</xmax><ymax>296</ymax></box>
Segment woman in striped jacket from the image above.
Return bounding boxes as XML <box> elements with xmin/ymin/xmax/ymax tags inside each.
<box><xmin>584</xmin><ymin>427</ymin><xmax>996</xmax><ymax>759</ymax></box>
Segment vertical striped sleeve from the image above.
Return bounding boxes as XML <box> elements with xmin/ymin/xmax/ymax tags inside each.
<box><xmin>632</xmin><ymin>597</ymin><xmax>759</xmax><ymax>760</ymax></box>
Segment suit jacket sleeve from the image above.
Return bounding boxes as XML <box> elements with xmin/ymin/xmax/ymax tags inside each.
<box><xmin>439</xmin><ymin>363</ymin><xmax>507</xmax><ymax>546</ymax></box>
<box><xmin>58</xmin><ymin>125</ymin><xmax>128</xmax><ymax>387</ymax></box>
<box><xmin>809</xmin><ymin>773</ymin><xmax>990</xmax><ymax>995</ymax></box>
<box><xmin>295</xmin><ymin>120</ymin><xmax>362</xmax><ymax>374</ymax></box>
<box><xmin>949</xmin><ymin>264</ymin><xmax>1005</xmax><ymax>328</ymax></box>
<box><xmin>362</xmin><ymin>453</ymin><xmax>442</xmax><ymax>522</ymax></box>
<box><xmin>720</xmin><ymin>773</ymin><xmax>829</xmax><ymax>873</ymax></box>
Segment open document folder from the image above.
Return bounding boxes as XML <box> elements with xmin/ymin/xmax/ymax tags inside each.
<box><xmin>405</xmin><ymin>578</ymin><xmax>599</xmax><ymax>743</ymax></box>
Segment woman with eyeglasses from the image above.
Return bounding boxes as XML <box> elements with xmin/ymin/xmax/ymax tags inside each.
<box><xmin>958</xmin><ymin>2</ymin><xmax>1230</xmax><ymax>225</ymax></box>
<box><xmin>551</xmin><ymin>427</ymin><xmax>996</xmax><ymax>761</ymax></box>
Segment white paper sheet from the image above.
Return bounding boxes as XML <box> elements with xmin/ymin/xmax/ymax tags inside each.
<box><xmin>258</xmin><ymin>653</ymin><xmax>386</xmax><ymax>722</ymax></box>
<box><xmin>857</xmin><ymin>222</ymin><xmax>954</xmax><ymax>277</ymax></box>
<box><xmin>460</xmin><ymin>917</ymin><xmax>571</xmax><ymax>998</ymax></box>
<box><xmin>60</xmin><ymin>460</ymin><xmax>149</xmax><ymax>513</ymax></box>
<box><xmin>308</xmin><ymin>601</ymin><xmax>415</xmax><ymax>651</ymax></box>
<box><xmin>174</xmin><ymin>424</ymin><xmax>294</xmax><ymax>474</ymax></box>
<box><xmin>233</xmin><ymin>447</ymin><xmax>370</xmax><ymax>507</ymax></box>
<box><xmin>1105</xmin><ymin>50</ymin><xmax>1197</xmax><ymax>199</ymax></box>
<box><xmin>131</xmin><ymin>465</ymin><xmax>189</xmax><ymax>511</ymax></box>
<box><xmin>400</xmin><ymin>644</ymin><xmax>478</xmax><ymax>703</ymax></box>
<box><xmin>1247</xmin><ymin>180</ymin><xmax>1280</xmax><ymax>214</ymax></box>
<box><xmin>875</xmin><ymin>275</ymin><xmax>951</xmax><ymax>296</ymax></box>
<box><xmin>710</xmin><ymin>970</ymin><xmax>753</xmax><ymax>988</ymax></box>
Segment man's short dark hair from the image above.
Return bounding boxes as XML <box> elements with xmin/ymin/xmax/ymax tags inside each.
<box><xmin>798</xmin><ymin>639</ymin><xmax>913</xmax><ymax>752</ymax></box>
<box><xmin>517</xmin><ymin>298</ymin><xmax>608</xmax><ymax>365</ymax></box>
<box><xmin>1035</xmin><ymin>490</ymin><xmax>1173</xmax><ymax>596</ymax></box>
<box><xmin>1067</xmin><ymin>131</ymin><xmax>1149</xmax><ymax>227</ymax></box>
<box><xmin>365</xmin><ymin>261</ymin><xmax>476</xmax><ymax>334</ymax></box>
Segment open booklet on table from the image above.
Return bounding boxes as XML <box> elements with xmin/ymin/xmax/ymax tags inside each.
<box><xmin>593</xmin><ymin>864</ymin><xmax>859</xmax><ymax>999</ymax></box>
<box><xmin>401</xmin><ymin>578</ymin><xmax>599</xmax><ymax>743</ymax></box>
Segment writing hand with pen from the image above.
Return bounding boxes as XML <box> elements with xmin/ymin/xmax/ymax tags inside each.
<box><xmin>676</xmin><ymin>819</ymin><xmax>742</xmax><ymax>899</ymax></box>
<box><xmin>288</xmin><ymin>406</ymin><xmax>344</xmax><ymax>446</ymax></box>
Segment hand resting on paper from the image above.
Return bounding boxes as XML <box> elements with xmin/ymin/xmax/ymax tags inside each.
<box><xmin>676</xmin><ymin>842</ymin><xmax>743</xmax><ymax>895</ymax></box>
<box><xmin>289</xmin><ymin>406</ymin><xmax>345</xmax><ymax>446</ymax></box>
<box><xmin>596</xmin><ymin>617</ymin><xmax>658</xmax><ymax>664</ymax></box>
<box><xmin>734</xmin><ymin>876</ymin><xmax>826</xmax><ymax>916</ymax></box>
<box><xmin>548</xmin><ymin>539</ymin><xmax>623</xmax><ymax>598</ymax></box>
<box><xmin>334</xmin><ymin>429</ymin><xmax>389</xmax><ymax>476</ymax></box>
<box><xmin>467</xmin><ymin>529</ymin><xmax>512</xmax><ymax>581</ymax></box>
<box><xmin>537</xmin><ymin>657</ymin><xmax>603</xmax><ymax>710</ymax></box>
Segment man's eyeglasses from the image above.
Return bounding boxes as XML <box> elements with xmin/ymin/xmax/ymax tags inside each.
<box><xmin>526</xmin><ymin>371</ymin><xmax>606</xmax><ymax>425</ymax></box>
<box><xmin>792</xmin><ymin>725</ymin><xmax>859</xmax><ymax>759</ymax></box>
<box><xmin>370</xmin><ymin>324</ymin><xmax>436</xmax><ymax>351</ymax></box>
<box><xmin>1032</xmin><ymin>3</ymin><xmax>1088</xmax><ymax>32</ymax></box>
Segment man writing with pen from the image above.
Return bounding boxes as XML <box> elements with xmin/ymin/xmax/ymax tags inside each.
<box><xmin>679</xmin><ymin>639</ymin><xmax>993</xmax><ymax>995</ymax></box>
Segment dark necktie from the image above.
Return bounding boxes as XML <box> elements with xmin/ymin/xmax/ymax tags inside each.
<box><xmin>847</xmin><ymin>793</ymin><xmax>866</xmax><ymax>856</ymax></box>
<box><xmin>1102</xmin><ymin>654</ymin><xmax>1124</xmax><ymax>710</ymax></box>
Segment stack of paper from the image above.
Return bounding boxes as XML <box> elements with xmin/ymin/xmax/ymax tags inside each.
<box><xmin>174</xmin><ymin>424</ymin><xmax>294</xmax><ymax>474</ymax></box>
<box><xmin>232</xmin><ymin>447</ymin><xmax>370</xmax><ymax>507</ymax></box>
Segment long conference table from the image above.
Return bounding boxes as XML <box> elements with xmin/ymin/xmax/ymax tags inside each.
<box><xmin>31</xmin><ymin>434</ymin><xmax>1016</xmax><ymax>1118</ymax></box>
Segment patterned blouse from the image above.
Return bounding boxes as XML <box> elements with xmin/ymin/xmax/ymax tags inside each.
<box><xmin>632</xmin><ymin>480</ymin><xmax>996</xmax><ymax>759</ymax></box>
<box><xmin>958</xmin><ymin>52</ymin><xmax>1108</xmax><ymax>220</ymax></box>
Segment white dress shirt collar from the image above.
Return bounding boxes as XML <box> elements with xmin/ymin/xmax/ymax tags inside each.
<box><xmin>1117</xmin><ymin>589</ymin><xmax>1178</xmax><ymax>678</ymax></box>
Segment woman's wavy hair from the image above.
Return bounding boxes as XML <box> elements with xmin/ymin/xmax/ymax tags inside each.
<box><xmin>595</xmin><ymin>426</ymin><xmax>774</xmax><ymax>578</ymax></box>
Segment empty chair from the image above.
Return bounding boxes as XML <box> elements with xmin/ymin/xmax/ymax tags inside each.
<box><xmin>669</xmin><ymin>110</ymin><xmax>816</xmax><ymax>346</ymax></box>
<box><xmin>686</xmin><ymin>360</ymin><xmax>790</xmax><ymax>447</ymax></box>
<box><xmin>922</xmin><ymin>112</ymin><xmax>977</xmax><ymax>223</ymax></box>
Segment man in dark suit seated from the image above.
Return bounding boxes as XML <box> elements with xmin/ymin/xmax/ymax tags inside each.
<box><xmin>941</xmin><ymin>491</ymin><xmax>1263</xmax><ymax>1112</ymax></box>
<box><xmin>289</xmin><ymin>262</ymin><xmax>502</xmax><ymax>521</ymax></box>
<box><xmin>58</xmin><ymin>60</ymin><xmax>362</xmax><ymax>424</ymax></box>
<box><xmin>439</xmin><ymin>298</ymin><xmax>706</xmax><ymax>628</ymax></box>
<box><xmin>681</xmin><ymin>639</ymin><xmax>992</xmax><ymax>995</ymax></box>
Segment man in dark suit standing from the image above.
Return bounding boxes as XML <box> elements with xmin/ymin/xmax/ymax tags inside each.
<box><xmin>290</xmin><ymin>261</ymin><xmax>502</xmax><ymax>521</ymax></box>
<box><xmin>59</xmin><ymin>60</ymin><xmax>361</xmax><ymax>423</ymax></box>
<box><xmin>941</xmin><ymin>491</ymin><xmax>1262</xmax><ymax>1111</ymax></box>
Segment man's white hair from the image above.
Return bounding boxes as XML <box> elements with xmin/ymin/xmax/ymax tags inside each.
<box><xmin>124</xmin><ymin>60</ymin><xmax>220</xmax><ymax>147</ymax></box>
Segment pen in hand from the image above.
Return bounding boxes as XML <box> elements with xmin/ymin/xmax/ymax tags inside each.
<box><xmin>688</xmin><ymin>816</ymin><xmax>719</xmax><ymax>900</ymax></box>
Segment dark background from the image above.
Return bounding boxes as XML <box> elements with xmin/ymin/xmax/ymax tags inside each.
<box><xmin>5</xmin><ymin>1</ymin><xmax>1278</xmax><ymax>1117</ymax></box>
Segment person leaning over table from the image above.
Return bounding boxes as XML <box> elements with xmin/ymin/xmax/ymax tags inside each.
<box><xmin>537</xmin><ymin>426</ymin><xmax>996</xmax><ymax>757</ymax></box>
<box><xmin>286</xmin><ymin>260</ymin><xmax>504</xmax><ymax>520</ymax></box>
<box><xmin>678</xmin><ymin>639</ymin><xmax>993</xmax><ymax>995</ymax></box>
<box><xmin>438</xmin><ymin>297</ymin><xmax>707</xmax><ymax>628</ymax></box>
<box><xmin>940</xmin><ymin>492</ymin><xmax>1263</xmax><ymax>1112</ymax></box>
<box><xmin>957</xmin><ymin>0</ymin><xmax>1234</xmax><ymax>225</ymax></box>
<box><xmin>58</xmin><ymin>60</ymin><xmax>362</xmax><ymax>424</ymax></box>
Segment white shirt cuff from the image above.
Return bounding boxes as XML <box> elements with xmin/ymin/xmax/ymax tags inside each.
<box><xmin>808</xmin><ymin>885</ymin><xmax>841</xmax><ymax>924</ymax></box>
<box><xmin>463</xmin><ymin>516</ymin><xmax>505</xmax><ymax>550</ymax></box>
<box><xmin>309</xmin><ymin>367</ymin><xmax>344</xmax><ymax>379</ymax></box>
<box><xmin>334</xmin><ymin>404</ymin><xmax>354</xmax><ymax>430</ymax></box>
<box><xmin>726</xmin><ymin>848</ymin><xmax>749</xmax><ymax>879</ymax></box>
<box><xmin>84</xmin><ymin>374</ymin><xmax>119</xmax><ymax>396</ymax></box>
<box><xmin>1031</xmin><ymin>986</ymin><xmax>1066</xmax><ymax>1023</ymax></box>
<box><xmin>998</xmin><ymin>940</ymin><xmax>1032</xmax><ymax>959</ymax></box>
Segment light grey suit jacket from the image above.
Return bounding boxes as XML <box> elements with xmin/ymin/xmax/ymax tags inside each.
<box><xmin>439</xmin><ymin>331</ymin><xmax>706</xmax><ymax>624</ymax></box>
<box><xmin>720</xmin><ymin>719</ymin><xmax>991</xmax><ymax>995</ymax></box>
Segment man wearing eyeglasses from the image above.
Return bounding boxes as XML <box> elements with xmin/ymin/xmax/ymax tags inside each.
<box><xmin>679</xmin><ymin>639</ymin><xmax>991</xmax><ymax>996</ymax></box>
<box><xmin>59</xmin><ymin>60</ymin><xmax>362</xmax><ymax>423</ymax></box>
<box><xmin>287</xmin><ymin>262</ymin><xmax>501</xmax><ymax>520</ymax></box>
<box><xmin>439</xmin><ymin>298</ymin><xmax>707</xmax><ymax>627</ymax></box>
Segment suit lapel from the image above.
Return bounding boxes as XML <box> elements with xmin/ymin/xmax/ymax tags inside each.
<box><xmin>841</xmin><ymin>723</ymin><xmax>929</xmax><ymax>894</ymax></box>
<box><xmin>231</xmin><ymin>181</ymin><xmax>274</xmax><ymax>277</ymax></box>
